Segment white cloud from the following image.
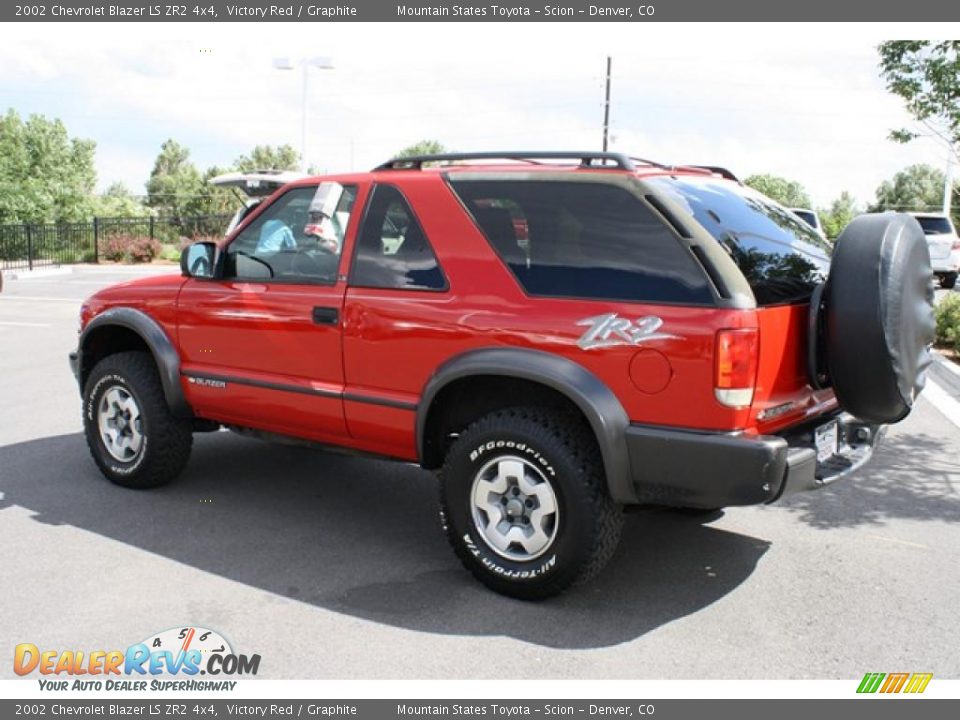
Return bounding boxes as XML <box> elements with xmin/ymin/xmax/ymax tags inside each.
<box><xmin>1</xmin><ymin>21</ymin><xmax>957</xmax><ymax>208</ymax></box>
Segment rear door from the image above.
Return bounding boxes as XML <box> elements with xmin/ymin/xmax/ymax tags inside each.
<box><xmin>177</xmin><ymin>182</ymin><xmax>360</xmax><ymax>443</ymax></box>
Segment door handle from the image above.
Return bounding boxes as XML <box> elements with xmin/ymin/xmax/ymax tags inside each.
<box><xmin>312</xmin><ymin>306</ymin><xmax>339</xmax><ymax>325</ymax></box>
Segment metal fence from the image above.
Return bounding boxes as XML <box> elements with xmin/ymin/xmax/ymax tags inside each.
<box><xmin>0</xmin><ymin>214</ymin><xmax>232</xmax><ymax>271</ymax></box>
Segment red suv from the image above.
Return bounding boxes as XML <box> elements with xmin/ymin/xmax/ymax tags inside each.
<box><xmin>70</xmin><ymin>152</ymin><xmax>935</xmax><ymax>599</ymax></box>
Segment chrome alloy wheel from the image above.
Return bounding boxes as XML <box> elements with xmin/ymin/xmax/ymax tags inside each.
<box><xmin>97</xmin><ymin>385</ymin><xmax>144</xmax><ymax>462</ymax></box>
<box><xmin>470</xmin><ymin>455</ymin><xmax>559</xmax><ymax>561</ymax></box>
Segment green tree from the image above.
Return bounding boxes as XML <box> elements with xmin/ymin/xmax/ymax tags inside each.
<box><xmin>146</xmin><ymin>139</ymin><xmax>203</xmax><ymax>218</ymax></box>
<box><xmin>744</xmin><ymin>174</ymin><xmax>812</xmax><ymax>208</ymax></box>
<box><xmin>0</xmin><ymin>109</ymin><xmax>97</xmax><ymax>224</ymax></box>
<box><xmin>869</xmin><ymin>164</ymin><xmax>948</xmax><ymax>213</ymax></box>
<box><xmin>195</xmin><ymin>166</ymin><xmax>240</xmax><ymax>217</ymax></box>
<box><xmin>93</xmin><ymin>182</ymin><xmax>148</xmax><ymax>218</ymax></box>
<box><xmin>819</xmin><ymin>191</ymin><xmax>860</xmax><ymax>239</ymax></box>
<box><xmin>878</xmin><ymin>41</ymin><xmax>960</xmax><ymax>156</ymax></box>
<box><xmin>394</xmin><ymin>140</ymin><xmax>448</xmax><ymax>158</ymax></box>
<box><xmin>234</xmin><ymin>144</ymin><xmax>300</xmax><ymax>172</ymax></box>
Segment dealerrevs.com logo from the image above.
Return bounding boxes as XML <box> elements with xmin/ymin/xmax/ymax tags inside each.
<box><xmin>14</xmin><ymin>626</ymin><xmax>260</xmax><ymax>692</ymax></box>
<box><xmin>856</xmin><ymin>672</ymin><xmax>933</xmax><ymax>694</ymax></box>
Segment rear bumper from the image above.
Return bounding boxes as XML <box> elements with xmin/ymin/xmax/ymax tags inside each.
<box><xmin>625</xmin><ymin>413</ymin><xmax>884</xmax><ymax>508</ymax></box>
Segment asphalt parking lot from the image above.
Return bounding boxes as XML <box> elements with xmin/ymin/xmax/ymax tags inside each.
<box><xmin>1</xmin><ymin>265</ymin><xmax>960</xmax><ymax>679</ymax></box>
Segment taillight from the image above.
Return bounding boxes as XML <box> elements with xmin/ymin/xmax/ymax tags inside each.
<box><xmin>715</xmin><ymin>328</ymin><xmax>759</xmax><ymax>408</ymax></box>
<box><xmin>952</xmin><ymin>239</ymin><xmax>960</xmax><ymax>251</ymax></box>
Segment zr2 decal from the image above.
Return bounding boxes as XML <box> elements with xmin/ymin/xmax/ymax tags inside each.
<box><xmin>576</xmin><ymin>313</ymin><xmax>677</xmax><ymax>350</ymax></box>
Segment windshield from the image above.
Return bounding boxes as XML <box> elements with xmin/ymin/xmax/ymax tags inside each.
<box><xmin>647</xmin><ymin>176</ymin><xmax>831</xmax><ymax>306</ymax></box>
<box><xmin>915</xmin><ymin>216</ymin><xmax>953</xmax><ymax>235</ymax></box>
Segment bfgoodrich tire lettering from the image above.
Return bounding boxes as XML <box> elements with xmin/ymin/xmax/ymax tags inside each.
<box><xmin>439</xmin><ymin>407</ymin><xmax>623</xmax><ymax>600</ymax></box>
<box><xmin>83</xmin><ymin>351</ymin><xmax>192</xmax><ymax>489</ymax></box>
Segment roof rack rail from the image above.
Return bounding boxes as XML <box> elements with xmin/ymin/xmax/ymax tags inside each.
<box><xmin>374</xmin><ymin>151</ymin><xmax>638</xmax><ymax>172</ymax></box>
<box><xmin>679</xmin><ymin>165</ymin><xmax>740</xmax><ymax>183</ymax></box>
<box><xmin>628</xmin><ymin>156</ymin><xmax>671</xmax><ymax>170</ymax></box>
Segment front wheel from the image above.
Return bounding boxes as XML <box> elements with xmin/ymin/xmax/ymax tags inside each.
<box><xmin>942</xmin><ymin>272</ymin><xmax>958</xmax><ymax>290</ymax></box>
<box><xmin>83</xmin><ymin>351</ymin><xmax>193</xmax><ymax>489</ymax></box>
<box><xmin>439</xmin><ymin>407</ymin><xmax>623</xmax><ymax>600</ymax></box>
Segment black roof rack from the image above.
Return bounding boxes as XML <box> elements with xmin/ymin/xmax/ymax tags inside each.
<box><xmin>374</xmin><ymin>151</ymin><xmax>638</xmax><ymax>172</ymax></box>
<box><xmin>628</xmin><ymin>156</ymin><xmax>671</xmax><ymax>170</ymax></box>
<box><xmin>679</xmin><ymin>165</ymin><xmax>740</xmax><ymax>182</ymax></box>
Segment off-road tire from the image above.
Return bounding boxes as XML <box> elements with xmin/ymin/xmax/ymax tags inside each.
<box><xmin>83</xmin><ymin>351</ymin><xmax>192</xmax><ymax>489</ymax></box>
<box><xmin>439</xmin><ymin>407</ymin><xmax>623</xmax><ymax>600</ymax></box>
<box><xmin>942</xmin><ymin>272</ymin><xmax>958</xmax><ymax>291</ymax></box>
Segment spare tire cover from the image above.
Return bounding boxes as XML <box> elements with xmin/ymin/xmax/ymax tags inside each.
<box><xmin>824</xmin><ymin>213</ymin><xmax>935</xmax><ymax>424</ymax></box>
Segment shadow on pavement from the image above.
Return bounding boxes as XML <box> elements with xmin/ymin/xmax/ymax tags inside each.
<box><xmin>0</xmin><ymin>432</ymin><xmax>769</xmax><ymax>649</ymax></box>
<box><xmin>778</xmin><ymin>430</ymin><xmax>960</xmax><ymax>529</ymax></box>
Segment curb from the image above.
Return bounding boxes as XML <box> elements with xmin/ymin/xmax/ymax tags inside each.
<box><xmin>76</xmin><ymin>264</ymin><xmax>179</xmax><ymax>274</ymax></box>
<box><xmin>933</xmin><ymin>351</ymin><xmax>960</xmax><ymax>379</ymax></box>
<box><xmin>1</xmin><ymin>266</ymin><xmax>74</xmax><ymax>281</ymax></box>
<box><xmin>2</xmin><ymin>263</ymin><xmax>179</xmax><ymax>282</ymax></box>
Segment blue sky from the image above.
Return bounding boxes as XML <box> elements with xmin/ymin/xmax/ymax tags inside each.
<box><xmin>1</xmin><ymin>22</ymin><xmax>956</xmax><ymax>209</ymax></box>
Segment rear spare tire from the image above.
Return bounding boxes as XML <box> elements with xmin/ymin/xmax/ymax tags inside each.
<box><xmin>824</xmin><ymin>213</ymin><xmax>935</xmax><ymax>424</ymax></box>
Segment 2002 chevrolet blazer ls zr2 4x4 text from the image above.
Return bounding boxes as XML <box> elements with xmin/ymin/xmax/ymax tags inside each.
<box><xmin>69</xmin><ymin>151</ymin><xmax>936</xmax><ymax>599</ymax></box>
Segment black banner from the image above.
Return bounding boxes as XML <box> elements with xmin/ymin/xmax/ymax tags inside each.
<box><xmin>3</xmin><ymin>0</ymin><xmax>960</xmax><ymax>22</ymax></box>
<box><xmin>1</xmin><ymin>700</ymin><xmax>958</xmax><ymax>720</ymax></box>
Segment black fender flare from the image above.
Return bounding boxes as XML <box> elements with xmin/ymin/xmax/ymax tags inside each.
<box><xmin>417</xmin><ymin>348</ymin><xmax>637</xmax><ymax>504</ymax></box>
<box><xmin>77</xmin><ymin>307</ymin><xmax>192</xmax><ymax>418</ymax></box>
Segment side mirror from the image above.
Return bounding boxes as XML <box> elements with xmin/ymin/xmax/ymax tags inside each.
<box><xmin>181</xmin><ymin>242</ymin><xmax>217</xmax><ymax>279</ymax></box>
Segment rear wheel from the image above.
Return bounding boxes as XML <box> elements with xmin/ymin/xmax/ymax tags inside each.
<box><xmin>942</xmin><ymin>272</ymin><xmax>958</xmax><ymax>290</ymax></box>
<box><xmin>83</xmin><ymin>351</ymin><xmax>192</xmax><ymax>489</ymax></box>
<box><xmin>439</xmin><ymin>407</ymin><xmax>623</xmax><ymax>600</ymax></box>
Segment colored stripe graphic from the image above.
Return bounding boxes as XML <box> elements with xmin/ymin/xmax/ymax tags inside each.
<box><xmin>857</xmin><ymin>672</ymin><xmax>932</xmax><ymax>694</ymax></box>
<box><xmin>857</xmin><ymin>673</ymin><xmax>885</xmax><ymax>693</ymax></box>
<box><xmin>880</xmin><ymin>673</ymin><xmax>909</xmax><ymax>693</ymax></box>
<box><xmin>904</xmin><ymin>673</ymin><xmax>933</xmax><ymax>694</ymax></box>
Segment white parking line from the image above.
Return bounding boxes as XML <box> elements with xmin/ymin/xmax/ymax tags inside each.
<box><xmin>864</xmin><ymin>533</ymin><xmax>930</xmax><ymax>550</ymax></box>
<box><xmin>923</xmin><ymin>380</ymin><xmax>960</xmax><ymax>431</ymax></box>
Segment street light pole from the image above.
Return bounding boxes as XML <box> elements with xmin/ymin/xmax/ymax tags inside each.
<box><xmin>945</xmin><ymin>152</ymin><xmax>954</xmax><ymax>216</ymax></box>
<box><xmin>602</xmin><ymin>56</ymin><xmax>612</xmax><ymax>152</ymax></box>
<box><xmin>301</xmin><ymin>62</ymin><xmax>309</xmax><ymax>171</ymax></box>
<box><xmin>273</xmin><ymin>56</ymin><xmax>335</xmax><ymax>171</ymax></box>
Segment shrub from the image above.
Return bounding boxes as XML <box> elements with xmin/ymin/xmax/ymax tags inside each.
<box><xmin>159</xmin><ymin>244</ymin><xmax>181</xmax><ymax>262</ymax></box>
<box><xmin>100</xmin><ymin>234</ymin><xmax>162</xmax><ymax>263</ymax></box>
<box><xmin>935</xmin><ymin>293</ymin><xmax>960</xmax><ymax>354</ymax></box>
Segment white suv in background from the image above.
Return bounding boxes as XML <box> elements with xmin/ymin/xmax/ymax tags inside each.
<box><xmin>910</xmin><ymin>212</ymin><xmax>959</xmax><ymax>290</ymax></box>
<box><xmin>790</xmin><ymin>207</ymin><xmax>826</xmax><ymax>239</ymax></box>
<box><xmin>210</xmin><ymin>170</ymin><xmax>307</xmax><ymax>235</ymax></box>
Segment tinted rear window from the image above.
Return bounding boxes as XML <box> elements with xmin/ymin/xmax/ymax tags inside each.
<box><xmin>449</xmin><ymin>179</ymin><xmax>713</xmax><ymax>305</ymax></box>
<box><xmin>916</xmin><ymin>216</ymin><xmax>953</xmax><ymax>235</ymax></box>
<box><xmin>648</xmin><ymin>176</ymin><xmax>830</xmax><ymax>306</ymax></box>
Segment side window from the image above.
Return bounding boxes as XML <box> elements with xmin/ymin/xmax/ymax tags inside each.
<box><xmin>223</xmin><ymin>183</ymin><xmax>357</xmax><ymax>284</ymax></box>
<box><xmin>450</xmin><ymin>179</ymin><xmax>713</xmax><ymax>305</ymax></box>
<box><xmin>351</xmin><ymin>184</ymin><xmax>446</xmax><ymax>291</ymax></box>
